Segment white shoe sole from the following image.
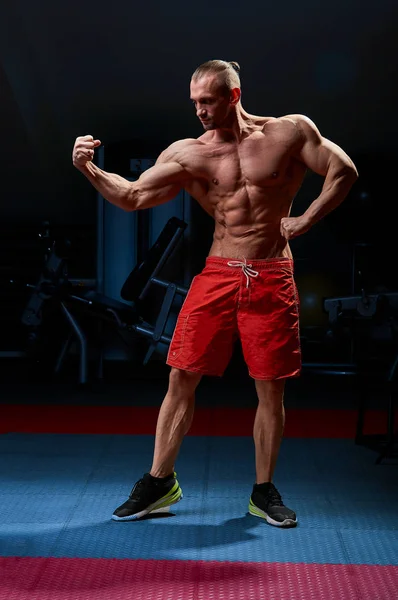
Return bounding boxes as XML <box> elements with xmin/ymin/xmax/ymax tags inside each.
<box><xmin>249</xmin><ymin>504</ymin><xmax>297</xmax><ymax>528</ymax></box>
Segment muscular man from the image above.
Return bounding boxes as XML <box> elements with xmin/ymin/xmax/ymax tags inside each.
<box><xmin>73</xmin><ymin>60</ymin><xmax>358</xmax><ymax>527</ymax></box>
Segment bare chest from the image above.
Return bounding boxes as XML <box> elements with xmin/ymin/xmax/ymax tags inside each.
<box><xmin>190</xmin><ymin>134</ymin><xmax>302</xmax><ymax>199</ymax></box>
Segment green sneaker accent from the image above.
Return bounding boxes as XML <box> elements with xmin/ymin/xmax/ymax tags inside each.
<box><xmin>249</xmin><ymin>498</ymin><xmax>265</xmax><ymax>518</ymax></box>
<box><xmin>151</xmin><ymin>481</ymin><xmax>183</xmax><ymax>511</ymax></box>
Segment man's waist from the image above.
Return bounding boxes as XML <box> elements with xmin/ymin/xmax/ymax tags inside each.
<box><xmin>205</xmin><ymin>256</ymin><xmax>294</xmax><ymax>271</ymax></box>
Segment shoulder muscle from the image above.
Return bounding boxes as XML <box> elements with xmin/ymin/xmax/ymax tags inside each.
<box><xmin>157</xmin><ymin>139</ymin><xmax>203</xmax><ymax>164</ymax></box>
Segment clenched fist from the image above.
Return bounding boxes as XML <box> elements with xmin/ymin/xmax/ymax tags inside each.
<box><xmin>72</xmin><ymin>135</ymin><xmax>101</xmax><ymax>168</ymax></box>
<box><xmin>280</xmin><ymin>215</ymin><xmax>311</xmax><ymax>240</ymax></box>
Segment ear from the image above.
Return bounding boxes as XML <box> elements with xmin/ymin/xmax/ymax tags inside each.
<box><xmin>229</xmin><ymin>87</ymin><xmax>241</xmax><ymax>105</ymax></box>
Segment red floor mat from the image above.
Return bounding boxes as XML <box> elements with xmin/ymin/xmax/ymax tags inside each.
<box><xmin>1</xmin><ymin>405</ymin><xmax>396</xmax><ymax>437</ymax></box>
<box><xmin>1</xmin><ymin>557</ymin><xmax>397</xmax><ymax>600</ymax></box>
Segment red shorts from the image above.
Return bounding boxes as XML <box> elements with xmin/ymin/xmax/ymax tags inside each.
<box><xmin>167</xmin><ymin>257</ymin><xmax>301</xmax><ymax>380</ymax></box>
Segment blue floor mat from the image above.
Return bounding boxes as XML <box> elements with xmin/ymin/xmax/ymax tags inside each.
<box><xmin>1</xmin><ymin>433</ymin><xmax>397</xmax><ymax>565</ymax></box>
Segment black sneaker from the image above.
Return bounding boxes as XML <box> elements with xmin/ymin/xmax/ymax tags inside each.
<box><xmin>112</xmin><ymin>472</ymin><xmax>183</xmax><ymax>521</ymax></box>
<box><xmin>249</xmin><ymin>482</ymin><xmax>297</xmax><ymax>527</ymax></box>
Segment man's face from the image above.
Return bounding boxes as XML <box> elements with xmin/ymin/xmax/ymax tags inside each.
<box><xmin>190</xmin><ymin>76</ymin><xmax>233</xmax><ymax>131</ymax></box>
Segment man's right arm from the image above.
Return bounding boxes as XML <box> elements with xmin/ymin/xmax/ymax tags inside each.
<box><xmin>72</xmin><ymin>135</ymin><xmax>192</xmax><ymax>211</ymax></box>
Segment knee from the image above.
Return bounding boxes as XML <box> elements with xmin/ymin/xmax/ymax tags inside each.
<box><xmin>168</xmin><ymin>367</ymin><xmax>202</xmax><ymax>396</ymax></box>
<box><xmin>255</xmin><ymin>378</ymin><xmax>286</xmax><ymax>408</ymax></box>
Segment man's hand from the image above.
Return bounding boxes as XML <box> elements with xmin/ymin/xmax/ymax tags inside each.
<box><xmin>72</xmin><ymin>135</ymin><xmax>101</xmax><ymax>169</ymax></box>
<box><xmin>280</xmin><ymin>216</ymin><xmax>311</xmax><ymax>240</ymax></box>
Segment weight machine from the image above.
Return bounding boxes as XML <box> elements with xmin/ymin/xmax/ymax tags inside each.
<box><xmin>19</xmin><ymin>217</ymin><xmax>189</xmax><ymax>385</ymax></box>
<box><xmin>323</xmin><ymin>285</ymin><xmax>398</xmax><ymax>463</ymax></box>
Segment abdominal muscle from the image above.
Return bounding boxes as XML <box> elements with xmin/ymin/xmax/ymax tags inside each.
<box><xmin>209</xmin><ymin>223</ymin><xmax>292</xmax><ymax>260</ymax></box>
<box><xmin>205</xmin><ymin>188</ymin><xmax>294</xmax><ymax>261</ymax></box>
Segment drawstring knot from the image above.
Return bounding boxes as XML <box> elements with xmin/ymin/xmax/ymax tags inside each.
<box><xmin>227</xmin><ymin>259</ymin><xmax>259</xmax><ymax>288</ymax></box>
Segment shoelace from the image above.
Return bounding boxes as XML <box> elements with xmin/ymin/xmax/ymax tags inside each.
<box><xmin>129</xmin><ymin>478</ymin><xmax>145</xmax><ymax>499</ymax></box>
<box><xmin>130</xmin><ymin>473</ymin><xmax>173</xmax><ymax>499</ymax></box>
<box><xmin>227</xmin><ymin>259</ymin><xmax>259</xmax><ymax>288</ymax></box>
<box><xmin>267</xmin><ymin>484</ymin><xmax>284</xmax><ymax>507</ymax></box>
<box><xmin>129</xmin><ymin>474</ymin><xmax>155</xmax><ymax>499</ymax></box>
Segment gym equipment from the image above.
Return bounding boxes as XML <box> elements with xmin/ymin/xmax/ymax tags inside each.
<box><xmin>323</xmin><ymin>287</ymin><xmax>398</xmax><ymax>463</ymax></box>
<box><xmin>19</xmin><ymin>217</ymin><xmax>189</xmax><ymax>385</ymax></box>
<box><xmin>324</xmin><ymin>292</ymin><xmax>398</xmax><ymax>325</ymax></box>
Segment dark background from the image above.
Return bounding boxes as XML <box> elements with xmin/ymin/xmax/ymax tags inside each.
<box><xmin>0</xmin><ymin>0</ymin><xmax>397</xmax><ymax>382</ymax></box>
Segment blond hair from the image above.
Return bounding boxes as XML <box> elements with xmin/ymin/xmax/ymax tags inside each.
<box><xmin>191</xmin><ymin>60</ymin><xmax>241</xmax><ymax>94</ymax></box>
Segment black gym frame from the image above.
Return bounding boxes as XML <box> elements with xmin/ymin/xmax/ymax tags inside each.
<box><xmin>21</xmin><ymin>217</ymin><xmax>189</xmax><ymax>386</ymax></box>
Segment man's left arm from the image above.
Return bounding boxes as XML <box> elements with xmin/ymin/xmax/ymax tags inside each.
<box><xmin>281</xmin><ymin>114</ymin><xmax>358</xmax><ymax>239</ymax></box>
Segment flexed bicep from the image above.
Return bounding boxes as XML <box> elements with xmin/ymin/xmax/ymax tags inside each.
<box><xmin>73</xmin><ymin>135</ymin><xmax>197</xmax><ymax>213</ymax></box>
<box><xmin>129</xmin><ymin>161</ymin><xmax>191</xmax><ymax>210</ymax></box>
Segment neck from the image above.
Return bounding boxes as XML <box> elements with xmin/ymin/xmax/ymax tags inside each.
<box><xmin>211</xmin><ymin>103</ymin><xmax>263</xmax><ymax>142</ymax></box>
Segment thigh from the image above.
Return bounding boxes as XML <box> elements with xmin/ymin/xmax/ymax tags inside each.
<box><xmin>238</xmin><ymin>268</ymin><xmax>301</xmax><ymax>380</ymax></box>
<box><xmin>167</xmin><ymin>269</ymin><xmax>239</xmax><ymax>376</ymax></box>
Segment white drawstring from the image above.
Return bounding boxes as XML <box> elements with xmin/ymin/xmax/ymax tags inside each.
<box><xmin>227</xmin><ymin>259</ymin><xmax>259</xmax><ymax>288</ymax></box>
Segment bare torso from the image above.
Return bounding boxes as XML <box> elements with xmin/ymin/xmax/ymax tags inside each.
<box><xmin>175</xmin><ymin>116</ymin><xmax>307</xmax><ymax>259</ymax></box>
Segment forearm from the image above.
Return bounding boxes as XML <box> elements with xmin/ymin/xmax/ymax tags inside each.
<box><xmin>77</xmin><ymin>160</ymin><xmax>185</xmax><ymax>212</ymax></box>
<box><xmin>78</xmin><ymin>162</ymin><xmax>133</xmax><ymax>211</ymax></box>
<box><xmin>303</xmin><ymin>166</ymin><xmax>358</xmax><ymax>226</ymax></box>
